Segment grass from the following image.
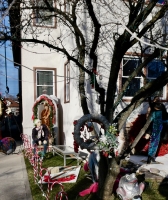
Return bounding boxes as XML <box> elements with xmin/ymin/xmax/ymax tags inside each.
<box><xmin>24</xmin><ymin>152</ymin><xmax>168</xmax><ymax>200</ymax></box>
<box><xmin>24</xmin><ymin>152</ymin><xmax>96</xmax><ymax>200</ymax></box>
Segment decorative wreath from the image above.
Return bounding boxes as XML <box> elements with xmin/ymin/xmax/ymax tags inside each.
<box><xmin>32</xmin><ymin>95</ymin><xmax>56</xmax><ymax>132</ymax></box>
<box><xmin>73</xmin><ymin>114</ymin><xmax>118</xmax><ymax>156</ymax></box>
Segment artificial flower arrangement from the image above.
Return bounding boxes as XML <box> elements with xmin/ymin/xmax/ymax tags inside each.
<box><xmin>96</xmin><ymin>124</ymin><xmax>119</xmax><ymax>157</ymax></box>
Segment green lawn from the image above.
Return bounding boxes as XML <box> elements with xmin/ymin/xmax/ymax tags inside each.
<box><xmin>24</xmin><ymin>152</ymin><xmax>168</xmax><ymax>200</ymax></box>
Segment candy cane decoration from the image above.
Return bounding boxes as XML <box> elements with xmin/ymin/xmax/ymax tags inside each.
<box><xmin>21</xmin><ymin>134</ymin><xmax>34</xmax><ymax>165</ymax></box>
<box><xmin>46</xmin><ymin>170</ymin><xmax>51</xmax><ymax>200</ymax></box>
<box><xmin>32</xmin><ymin>154</ymin><xmax>48</xmax><ymax>199</ymax></box>
<box><xmin>39</xmin><ymin>167</ymin><xmax>48</xmax><ymax>199</ymax></box>
<box><xmin>21</xmin><ymin>134</ymin><xmax>31</xmax><ymax>149</ymax></box>
<box><xmin>50</xmin><ymin>181</ymin><xmax>68</xmax><ymax>200</ymax></box>
<box><xmin>55</xmin><ymin>191</ymin><xmax>68</xmax><ymax>200</ymax></box>
<box><xmin>21</xmin><ymin>133</ymin><xmax>69</xmax><ymax>200</ymax></box>
<box><xmin>33</xmin><ymin>156</ymin><xmax>39</xmax><ymax>184</ymax></box>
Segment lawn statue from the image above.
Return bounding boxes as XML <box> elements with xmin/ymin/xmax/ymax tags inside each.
<box><xmin>116</xmin><ymin>173</ymin><xmax>145</xmax><ymax>200</ymax></box>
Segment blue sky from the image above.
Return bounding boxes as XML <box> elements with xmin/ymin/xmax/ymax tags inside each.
<box><xmin>0</xmin><ymin>16</ymin><xmax>19</xmax><ymax>98</ymax></box>
<box><xmin>0</xmin><ymin>41</ymin><xmax>19</xmax><ymax>98</ymax></box>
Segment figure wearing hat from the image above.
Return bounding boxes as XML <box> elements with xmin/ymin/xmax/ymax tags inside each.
<box><xmin>32</xmin><ymin>119</ymin><xmax>49</xmax><ymax>157</ymax></box>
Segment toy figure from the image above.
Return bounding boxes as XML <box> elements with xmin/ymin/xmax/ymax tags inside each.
<box><xmin>32</xmin><ymin>119</ymin><xmax>49</xmax><ymax>157</ymax></box>
<box><xmin>116</xmin><ymin>173</ymin><xmax>145</xmax><ymax>200</ymax></box>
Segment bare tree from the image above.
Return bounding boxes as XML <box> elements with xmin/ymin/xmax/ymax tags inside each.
<box><xmin>1</xmin><ymin>0</ymin><xmax>168</xmax><ymax>199</ymax></box>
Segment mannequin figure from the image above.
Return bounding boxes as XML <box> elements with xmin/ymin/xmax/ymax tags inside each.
<box><xmin>32</xmin><ymin>119</ymin><xmax>49</xmax><ymax>157</ymax></box>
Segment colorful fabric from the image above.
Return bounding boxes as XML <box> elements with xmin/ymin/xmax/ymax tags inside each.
<box><xmin>43</xmin><ymin>174</ymin><xmax>76</xmax><ymax>183</ymax></box>
<box><xmin>148</xmin><ymin>111</ymin><xmax>163</xmax><ymax>157</ymax></box>
<box><xmin>79</xmin><ymin>167</ymin><xmax>131</xmax><ymax>197</ymax></box>
<box><xmin>0</xmin><ymin>137</ymin><xmax>16</xmax><ymax>154</ymax></box>
<box><xmin>36</xmin><ymin>126</ymin><xmax>45</xmax><ymax>139</ymax></box>
<box><xmin>79</xmin><ymin>182</ymin><xmax>98</xmax><ymax>196</ymax></box>
<box><xmin>84</xmin><ymin>162</ymin><xmax>89</xmax><ymax>171</ymax></box>
<box><xmin>88</xmin><ymin>152</ymin><xmax>99</xmax><ymax>182</ymax></box>
<box><xmin>128</xmin><ymin>114</ymin><xmax>168</xmax><ymax>156</ymax></box>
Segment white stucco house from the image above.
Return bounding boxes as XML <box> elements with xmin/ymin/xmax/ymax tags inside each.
<box><xmin>11</xmin><ymin>0</ymin><xmax>168</xmax><ymax>148</ymax></box>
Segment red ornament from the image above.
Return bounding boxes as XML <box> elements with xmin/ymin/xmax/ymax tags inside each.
<box><xmin>73</xmin><ymin>120</ymin><xmax>78</xmax><ymax>126</ymax></box>
<box><xmin>102</xmin><ymin>151</ymin><xmax>108</xmax><ymax>157</ymax></box>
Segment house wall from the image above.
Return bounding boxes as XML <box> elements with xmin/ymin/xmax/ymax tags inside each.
<box><xmin>21</xmin><ymin>44</ymin><xmax>86</xmax><ymax>145</ymax></box>
<box><xmin>20</xmin><ymin>1</ymin><xmax>168</xmax><ymax>148</ymax></box>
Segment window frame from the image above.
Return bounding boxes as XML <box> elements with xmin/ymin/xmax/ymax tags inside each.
<box><xmin>34</xmin><ymin>67</ymin><xmax>57</xmax><ymax>100</ymax></box>
<box><xmin>121</xmin><ymin>57</ymin><xmax>143</xmax><ymax>99</ymax></box>
<box><xmin>119</xmin><ymin>56</ymin><xmax>168</xmax><ymax>101</ymax></box>
<box><xmin>33</xmin><ymin>0</ymin><xmax>57</xmax><ymax>28</ymax></box>
<box><xmin>145</xmin><ymin>58</ymin><xmax>167</xmax><ymax>100</ymax></box>
<box><xmin>64</xmin><ymin>60</ymin><xmax>70</xmax><ymax>103</ymax></box>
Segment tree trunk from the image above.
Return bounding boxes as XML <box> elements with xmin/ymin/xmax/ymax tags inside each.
<box><xmin>79</xmin><ymin>62</ymin><xmax>90</xmax><ymax>115</ymax></box>
<box><xmin>98</xmin><ymin>116</ymin><xmax>152</xmax><ymax>200</ymax></box>
<box><xmin>120</xmin><ymin>114</ymin><xmax>152</xmax><ymax>159</ymax></box>
<box><xmin>99</xmin><ymin>156</ymin><xmax>120</xmax><ymax>200</ymax></box>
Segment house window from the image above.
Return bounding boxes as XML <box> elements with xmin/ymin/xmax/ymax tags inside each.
<box><xmin>34</xmin><ymin>68</ymin><xmax>57</xmax><ymax>99</ymax></box>
<box><xmin>34</xmin><ymin>0</ymin><xmax>56</xmax><ymax>27</ymax></box>
<box><xmin>121</xmin><ymin>57</ymin><xmax>167</xmax><ymax>99</ymax></box>
<box><xmin>122</xmin><ymin>58</ymin><xmax>142</xmax><ymax>97</ymax></box>
<box><xmin>64</xmin><ymin>61</ymin><xmax>70</xmax><ymax>103</ymax></box>
<box><xmin>157</xmin><ymin>0</ymin><xmax>165</xmax><ymax>4</ymax></box>
<box><xmin>146</xmin><ymin>59</ymin><xmax>166</xmax><ymax>98</ymax></box>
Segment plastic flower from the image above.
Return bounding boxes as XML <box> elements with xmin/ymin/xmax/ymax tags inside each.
<box><xmin>99</xmin><ymin>135</ymin><xmax>107</xmax><ymax>143</ymax></box>
<box><xmin>97</xmin><ymin>124</ymin><xmax>118</xmax><ymax>155</ymax></box>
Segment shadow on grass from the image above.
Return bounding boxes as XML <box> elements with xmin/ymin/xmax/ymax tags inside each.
<box><xmin>158</xmin><ymin>177</ymin><xmax>168</xmax><ymax>200</ymax></box>
<box><xmin>66</xmin><ymin>175</ymin><xmax>97</xmax><ymax>200</ymax></box>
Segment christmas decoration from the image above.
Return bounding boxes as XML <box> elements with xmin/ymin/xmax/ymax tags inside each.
<box><xmin>0</xmin><ymin>137</ymin><xmax>16</xmax><ymax>154</ymax></box>
<box><xmin>32</xmin><ymin>94</ymin><xmax>56</xmax><ymax>132</ymax></box>
<box><xmin>73</xmin><ymin>114</ymin><xmax>118</xmax><ymax>156</ymax></box>
<box><xmin>116</xmin><ymin>173</ymin><xmax>145</xmax><ymax>200</ymax></box>
<box><xmin>97</xmin><ymin>123</ymin><xmax>118</xmax><ymax>156</ymax></box>
<box><xmin>21</xmin><ymin>133</ymin><xmax>68</xmax><ymax>200</ymax></box>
